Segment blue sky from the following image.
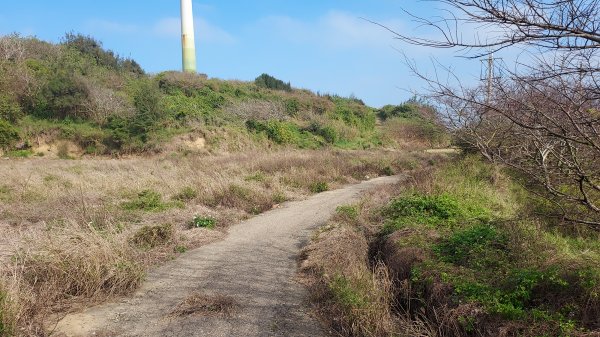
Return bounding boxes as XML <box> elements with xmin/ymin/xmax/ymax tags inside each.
<box><xmin>0</xmin><ymin>0</ymin><xmax>488</xmax><ymax>107</ymax></box>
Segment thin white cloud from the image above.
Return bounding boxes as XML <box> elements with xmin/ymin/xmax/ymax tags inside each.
<box><xmin>154</xmin><ymin>17</ymin><xmax>236</xmax><ymax>45</ymax></box>
<box><xmin>257</xmin><ymin>11</ymin><xmax>406</xmax><ymax>49</ymax></box>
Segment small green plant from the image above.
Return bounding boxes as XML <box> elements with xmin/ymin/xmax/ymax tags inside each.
<box><xmin>191</xmin><ymin>215</ymin><xmax>216</xmax><ymax>229</ymax></box>
<box><xmin>174</xmin><ymin>245</ymin><xmax>188</xmax><ymax>254</ymax></box>
<box><xmin>310</xmin><ymin>181</ymin><xmax>329</xmax><ymax>193</ymax></box>
<box><xmin>0</xmin><ymin>185</ymin><xmax>12</xmax><ymax>202</ymax></box>
<box><xmin>329</xmin><ymin>275</ymin><xmax>367</xmax><ymax>308</ymax></box>
<box><xmin>173</xmin><ymin>186</ymin><xmax>198</xmax><ymax>202</ymax></box>
<box><xmin>6</xmin><ymin>149</ymin><xmax>33</xmax><ymax>158</ymax></box>
<box><xmin>122</xmin><ymin>190</ymin><xmax>181</xmax><ymax>212</ymax></box>
<box><xmin>245</xmin><ymin>172</ymin><xmax>266</xmax><ymax>182</ymax></box>
<box><xmin>272</xmin><ymin>191</ymin><xmax>287</xmax><ymax>204</ymax></box>
<box><xmin>336</xmin><ymin>205</ymin><xmax>359</xmax><ymax>221</ymax></box>
<box><xmin>381</xmin><ymin>166</ymin><xmax>394</xmax><ymax>176</ymax></box>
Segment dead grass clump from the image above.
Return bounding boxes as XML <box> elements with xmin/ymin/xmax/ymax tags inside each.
<box><xmin>157</xmin><ymin>71</ymin><xmax>207</xmax><ymax>94</ymax></box>
<box><xmin>210</xmin><ymin>184</ymin><xmax>274</xmax><ymax>214</ymax></box>
<box><xmin>170</xmin><ymin>293</ymin><xmax>238</xmax><ymax>318</ymax></box>
<box><xmin>382</xmin><ymin>229</ymin><xmax>428</xmax><ymax>282</ymax></box>
<box><xmin>8</xmin><ymin>222</ymin><xmax>144</xmax><ymax>330</ymax></box>
<box><xmin>301</xmin><ymin>225</ymin><xmax>401</xmax><ymax>337</ymax></box>
<box><xmin>131</xmin><ymin>224</ymin><xmax>174</xmax><ymax>249</ymax></box>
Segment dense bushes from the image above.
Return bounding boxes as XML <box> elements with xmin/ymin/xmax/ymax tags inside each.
<box><xmin>378</xmin><ymin>103</ymin><xmax>420</xmax><ymax>120</ymax></box>
<box><xmin>62</xmin><ymin>33</ymin><xmax>144</xmax><ymax>75</ymax></box>
<box><xmin>29</xmin><ymin>69</ymin><xmax>89</xmax><ymax>119</ymax></box>
<box><xmin>254</xmin><ymin>73</ymin><xmax>292</xmax><ymax>91</ymax></box>
<box><xmin>0</xmin><ymin>33</ymin><xmax>440</xmax><ymax>155</ymax></box>
<box><xmin>0</xmin><ymin>121</ymin><xmax>19</xmax><ymax>149</ymax></box>
<box><xmin>0</xmin><ymin>94</ymin><xmax>22</xmax><ymax>122</ymax></box>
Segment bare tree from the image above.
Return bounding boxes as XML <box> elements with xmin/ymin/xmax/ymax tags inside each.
<box><xmin>0</xmin><ymin>33</ymin><xmax>25</xmax><ymax>65</ymax></box>
<box><xmin>384</xmin><ymin>0</ymin><xmax>600</xmax><ymax>228</ymax></box>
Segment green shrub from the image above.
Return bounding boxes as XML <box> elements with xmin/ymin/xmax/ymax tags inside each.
<box><xmin>157</xmin><ymin>71</ymin><xmax>207</xmax><ymax>96</ymax></box>
<box><xmin>174</xmin><ymin>245</ymin><xmax>188</xmax><ymax>253</ymax></box>
<box><xmin>62</xmin><ymin>32</ymin><xmax>144</xmax><ymax>75</ymax></box>
<box><xmin>383</xmin><ymin>190</ymin><xmax>493</xmax><ymax>233</ymax></box>
<box><xmin>0</xmin><ymin>94</ymin><xmax>23</xmax><ymax>122</ymax></box>
<box><xmin>246</xmin><ymin>120</ymin><xmax>323</xmax><ymax>148</ymax></box>
<box><xmin>255</xmin><ymin>73</ymin><xmax>292</xmax><ymax>92</ymax></box>
<box><xmin>122</xmin><ymin>190</ymin><xmax>181</xmax><ymax>212</ymax></box>
<box><xmin>383</xmin><ymin>194</ymin><xmax>462</xmax><ymax>231</ymax></box>
<box><xmin>246</xmin><ymin>120</ymin><xmax>299</xmax><ymax>144</ymax></box>
<box><xmin>377</xmin><ymin>103</ymin><xmax>420</xmax><ymax>120</ymax></box>
<box><xmin>30</xmin><ymin>69</ymin><xmax>89</xmax><ymax>119</ymax></box>
<box><xmin>285</xmin><ymin>98</ymin><xmax>300</xmax><ymax>115</ymax></box>
<box><xmin>382</xmin><ymin>166</ymin><xmax>394</xmax><ymax>176</ymax></box>
<box><xmin>310</xmin><ymin>181</ymin><xmax>329</xmax><ymax>193</ymax></box>
<box><xmin>443</xmin><ymin>268</ymin><xmax>570</xmax><ymax>320</ymax></box>
<box><xmin>308</xmin><ymin>122</ymin><xmax>339</xmax><ymax>144</ymax></box>
<box><xmin>0</xmin><ymin>120</ymin><xmax>19</xmax><ymax>149</ymax></box>
<box><xmin>434</xmin><ymin>223</ymin><xmax>508</xmax><ymax>268</ymax></box>
<box><xmin>272</xmin><ymin>191</ymin><xmax>288</xmax><ymax>203</ymax></box>
<box><xmin>190</xmin><ymin>216</ymin><xmax>216</xmax><ymax>229</ymax></box>
<box><xmin>128</xmin><ymin>78</ymin><xmax>162</xmax><ymax>141</ymax></box>
<box><xmin>330</xmin><ymin>98</ymin><xmax>376</xmax><ymax>131</ymax></box>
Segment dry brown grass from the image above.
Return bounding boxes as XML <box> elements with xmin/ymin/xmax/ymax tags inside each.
<box><xmin>301</xmin><ymin>222</ymin><xmax>436</xmax><ymax>337</ymax></box>
<box><xmin>0</xmin><ymin>148</ymin><xmax>422</xmax><ymax>335</ymax></box>
<box><xmin>300</xmin><ymin>168</ymin><xmax>444</xmax><ymax>337</ymax></box>
<box><xmin>170</xmin><ymin>293</ymin><xmax>238</xmax><ymax>318</ymax></box>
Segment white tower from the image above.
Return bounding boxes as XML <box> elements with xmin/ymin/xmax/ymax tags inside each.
<box><xmin>181</xmin><ymin>0</ymin><xmax>197</xmax><ymax>73</ymax></box>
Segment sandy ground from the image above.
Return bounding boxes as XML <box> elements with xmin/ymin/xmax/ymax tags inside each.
<box><xmin>54</xmin><ymin>175</ymin><xmax>402</xmax><ymax>337</ymax></box>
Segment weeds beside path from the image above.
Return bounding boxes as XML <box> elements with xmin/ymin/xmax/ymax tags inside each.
<box><xmin>54</xmin><ymin>175</ymin><xmax>403</xmax><ymax>337</ymax></box>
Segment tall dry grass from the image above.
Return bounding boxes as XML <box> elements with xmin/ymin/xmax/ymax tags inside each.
<box><xmin>0</xmin><ymin>148</ymin><xmax>422</xmax><ymax>335</ymax></box>
<box><xmin>300</xmin><ymin>165</ymin><xmax>443</xmax><ymax>337</ymax></box>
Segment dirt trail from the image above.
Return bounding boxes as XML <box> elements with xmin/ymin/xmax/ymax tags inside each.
<box><xmin>55</xmin><ymin>175</ymin><xmax>402</xmax><ymax>337</ymax></box>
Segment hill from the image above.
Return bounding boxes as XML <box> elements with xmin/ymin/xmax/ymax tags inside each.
<box><xmin>0</xmin><ymin>33</ymin><xmax>446</xmax><ymax>159</ymax></box>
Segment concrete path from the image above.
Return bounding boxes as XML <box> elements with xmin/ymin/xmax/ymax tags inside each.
<box><xmin>55</xmin><ymin>175</ymin><xmax>402</xmax><ymax>337</ymax></box>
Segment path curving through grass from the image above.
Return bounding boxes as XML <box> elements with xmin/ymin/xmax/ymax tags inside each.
<box><xmin>55</xmin><ymin>175</ymin><xmax>403</xmax><ymax>337</ymax></box>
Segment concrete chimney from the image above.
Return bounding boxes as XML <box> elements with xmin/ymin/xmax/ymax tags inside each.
<box><xmin>181</xmin><ymin>0</ymin><xmax>197</xmax><ymax>73</ymax></box>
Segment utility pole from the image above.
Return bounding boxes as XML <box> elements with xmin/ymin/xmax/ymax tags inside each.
<box><xmin>181</xmin><ymin>0</ymin><xmax>197</xmax><ymax>73</ymax></box>
<box><xmin>481</xmin><ymin>53</ymin><xmax>501</xmax><ymax>104</ymax></box>
<box><xmin>487</xmin><ymin>53</ymin><xmax>493</xmax><ymax>104</ymax></box>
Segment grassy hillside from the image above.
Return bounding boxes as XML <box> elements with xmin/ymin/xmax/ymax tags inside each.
<box><xmin>0</xmin><ymin>33</ymin><xmax>446</xmax><ymax>158</ymax></box>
